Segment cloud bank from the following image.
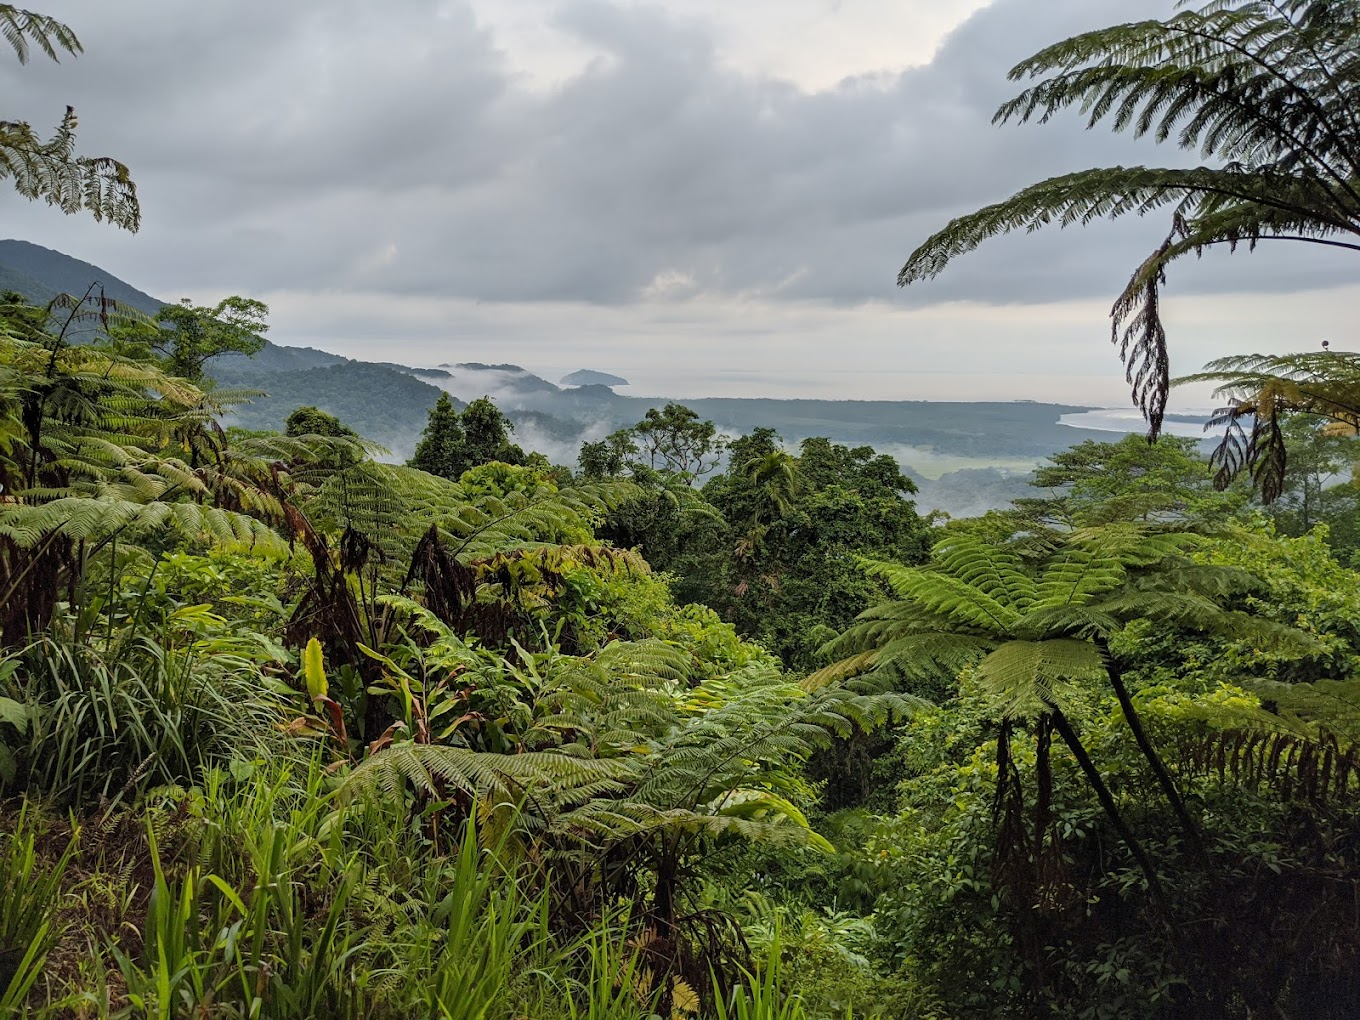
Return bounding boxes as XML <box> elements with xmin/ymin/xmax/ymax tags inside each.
<box><xmin>2</xmin><ymin>0</ymin><xmax>1354</xmax><ymax>403</ymax></box>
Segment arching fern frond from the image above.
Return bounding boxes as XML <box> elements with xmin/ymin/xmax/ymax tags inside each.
<box><xmin>928</xmin><ymin>536</ymin><xmax>1037</xmax><ymax>608</ymax></box>
<box><xmin>975</xmin><ymin>638</ymin><xmax>1104</xmax><ymax>720</ymax></box>
<box><xmin>898</xmin><ymin>0</ymin><xmax>1360</xmax><ymax>440</ymax></box>
<box><xmin>0</xmin><ymin>5</ymin><xmax>80</xmax><ymax>64</ymax></box>
<box><xmin>0</xmin><ymin>496</ymin><xmax>286</xmax><ymax>552</ymax></box>
<box><xmin>0</xmin><ymin>108</ymin><xmax>139</xmax><ymax>230</ymax></box>
<box><xmin>861</xmin><ymin>558</ymin><xmax>1021</xmax><ymax>632</ymax></box>
<box><xmin>1174</xmin><ymin>677</ymin><xmax>1360</xmax><ymax>803</ymax></box>
<box><xmin>341</xmin><ymin>744</ymin><xmax>629</xmax><ymax>805</ymax></box>
<box><xmin>1177</xmin><ymin>350</ymin><xmax>1360</xmax><ymax>501</ymax></box>
<box><xmin>1032</xmin><ymin>544</ymin><xmax>1126</xmax><ymax>609</ymax></box>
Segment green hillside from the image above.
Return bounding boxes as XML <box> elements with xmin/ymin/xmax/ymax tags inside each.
<box><xmin>0</xmin><ymin>238</ymin><xmax>163</xmax><ymax>313</ymax></box>
<box><xmin>211</xmin><ymin>360</ymin><xmax>447</xmax><ymax>455</ymax></box>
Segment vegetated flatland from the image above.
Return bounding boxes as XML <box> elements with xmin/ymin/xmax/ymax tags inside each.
<box><xmin>220</xmin><ymin>356</ymin><xmax>1117</xmax><ymax>468</ymax></box>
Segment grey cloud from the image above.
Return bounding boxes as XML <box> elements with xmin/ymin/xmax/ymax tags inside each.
<box><xmin>0</xmin><ymin>0</ymin><xmax>1352</xmax><ymax>311</ymax></box>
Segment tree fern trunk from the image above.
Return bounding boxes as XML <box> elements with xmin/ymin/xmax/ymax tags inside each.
<box><xmin>652</xmin><ymin>838</ymin><xmax>680</xmax><ymax>1018</ymax></box>
<box><xmin>1096</xmin><ymin>635</ymin><xmax>1207</xmax><ymax>863</ymax></box>
<box><xmin>1049</xmin><ymin>708</ymin><xmax>1163</xmax><ymax>899</ymax></box>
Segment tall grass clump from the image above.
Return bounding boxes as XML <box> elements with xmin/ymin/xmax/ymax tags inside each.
<box><xmin>0</xmin><ymin>805</ymin><xmax>76</xmax><ymax>1012</ymax></box>
<box><xmin>0</xmin><ymin>630</ymin><xmax>283</xmax><ymax>805</ymax></box>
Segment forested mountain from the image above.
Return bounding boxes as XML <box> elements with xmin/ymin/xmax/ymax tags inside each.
<box><xmin>0</xmin><ymin>239</ymin><xmax>448</xmax><ymax>452</ymax></box>
<box><xmin>562</xmin><ymin>368</ymin><xmax>630</xmax><ymax>386</ymax></box>
<box><xmin>0</xmin><ymin>239</ymin><xmax>162</xmax><ymax>312</ymax></box>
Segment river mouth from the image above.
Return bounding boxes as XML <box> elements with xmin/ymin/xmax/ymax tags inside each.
<box><xmin>1058</xmin><ymin>408</ymin><xmax>1222</xmax><ymax>439</ymax></box>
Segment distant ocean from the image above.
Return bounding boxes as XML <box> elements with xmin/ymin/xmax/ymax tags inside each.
<box><xmin>1058</xmin><ymin>408</ymin><xmax>1222</xmax><ymax>439</ymax></box>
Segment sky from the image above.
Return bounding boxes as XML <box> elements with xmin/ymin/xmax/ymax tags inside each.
<box><xmin>1</xmin><ymin>0</ymin><xmax>1356</xmax><ymax>406</ymax></box>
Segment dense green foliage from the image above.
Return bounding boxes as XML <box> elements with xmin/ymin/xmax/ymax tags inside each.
<box><xmin>3</xmin><ymin>2</ymin><xmax>1360</xmax><ymax>1016</ymax></box>
<box><xmin>409</xmin><ymin>394</ymin><xmax>529</xmax><ymax>480</ymax></box>
<box><xmin>7</xmin><ymin>272</ymin><xmax>1360</xmax><ymax>1015</ymax></box>
<box><xmin>283</xmin><ymin>405</ymin><xmax>357</xmax><ymax>440</ymax></box>
<box><xmin>103</xmin><ymin>297</ymin><xmax>269</xmax><ymax>383</ymax></box>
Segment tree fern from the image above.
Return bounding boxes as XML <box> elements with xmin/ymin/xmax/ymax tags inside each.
<box><xmin>0</xmin><ymin>333</ymin><xmax>303</xmax><ymax>641</ymax></box>
<box><xmin>1177</xmin><ymin>350</ymin><xmax>1360</xmax><ymax>501</ymax></box>
<box><xmin>898</xmin><ymin>0</ymin><xmax>1360</xmax><ymax>438</ymax></box>
<box><xmin>820</xmin><ymin>524</ymin><xmax>1316</xmax><ymax>869</ymax></box>
<box><xmin>0</xmin><ymin>6</ymin><xmax>138</xmax><ymax>229</ymax></box>
<box><xmin>975</xmin><ymin>638</ymin><xmax>1104</xmax><ymax>720</ymax></box>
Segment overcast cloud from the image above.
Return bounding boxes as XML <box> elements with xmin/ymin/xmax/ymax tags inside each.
<box><xmin>1</xmin><ymin>0</ymin><xmax>1355</xmax><ymax>404</ymax></box>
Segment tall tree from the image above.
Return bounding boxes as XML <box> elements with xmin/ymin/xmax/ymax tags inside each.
<box><xmin>691</xmin><ymin>433</ymin><xmax>930</xmax><ymax>670</ymax></box>
<box><xmin>633</xmin><ymin>403</ymin><xmax>724</xmax><ymax>480</ymax></box>
<box><xmin>1270</xmin><ymin>412</ymin><xmax>1360</xmax><ymax>532</ymax></box>
<box><xmin>459</xmin><ymin>396</ymin><xmax>526</xmax><ymax>469</ymax></box>
<box><xmin>0</xmin><ymin>5</ymin><xmax>138</xmax><ymax>229</ymax></box>
<box><xmin>105</xmin><ymin>297</ymin><xmax>268</xmax><ymax>381</ymax></box>
<box><xmin>408</xmin><ymin>393</ymin><xmax>464</xmax><ymax>479</ymax></box>
<box><xmin>408</xmin><ymin>394</ymin><xmax>527</xmax><ymax>482</ymax></box>
<box><xmin>576</xmin><ymin>404</ymin><xmax>725</xmax><ymax>484</ymax></box>
<box><xmin>1014</xmin><ymin>433</ymin><xmax>1244</xmax><ymax>527</ymax></box>
<box><xmin>898</xmin><ymin>0</ymin><xmax>1360</xmax><ymax>438</ymax></box>
<box><xmin>577</xmin><ymin>429</ymin><xmax>637</xmax><ymax>480</ymax></box>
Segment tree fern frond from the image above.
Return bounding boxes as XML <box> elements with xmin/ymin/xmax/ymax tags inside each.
<box><xmin>341</xmin><ymin>744</ymin><xmax>629</xmax><ymax>804</ymax></box>
<box><xmin>0</xmin><ymin>496</ymin><xmax>285</xmax><ymax>552</ymax></box>
<box><xmin>861</xmin><ymin>558</ymin><xmax>1021</xmax><ymax>632</ymax></box>
<box><xmin>928</xmin><ymin>536</ymin><xmax>1037</xmax><ymax>607</ymax></box>
<box><xmin>0</xmin><ymin>5</ymin><xmax>81</xmax><ymax>64</ymax></box>
<box><xmin>1014</xmin><ymin>604</ymin><xmax>1120</xmax><ymax>641</ymax></box>
<box><xmin>0</xmin><ymin>108</ymin><xmax>139</xmax><ymax>230</ymax></box>
<box><xmin>1032</xmin><ymin>545</ymin><xmax>1126</xmax><ymax>609</ymax></box>
<box><xmin>899</xmin><ymin>0</ymin><xmax>1360</xmax><ymax>440</ymax></box>
<box><xmin>1177</xmin><ymin>350</ymin><xmax>1360</xmax><ymax>500</ymax></box>
<box><xmin>1242</xmin><ymin>676</ymin><xmax>1360</xmax><ymax>746</ymax></box>
<box><xmin>975</xmin><ymin>639</ymin><xmax>1104</xmax><ymax>720</ymax></box>
<box><xmin>802</xmin><ymin>651</ymin><xmax>879</xmax><ymax>692</ymax></box>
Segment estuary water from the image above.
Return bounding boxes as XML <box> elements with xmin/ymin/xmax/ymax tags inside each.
<box><xmin>1058</xmin><ymin>408</ymin><xmax>1223</xmax><ymax>439</ymax></box>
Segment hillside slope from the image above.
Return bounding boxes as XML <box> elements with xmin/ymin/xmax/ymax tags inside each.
<box><xmin>0</xmin><ymin>239</ymin><xmax>164</xmax><ymax>313</ymax></box>
<box><xmin>0</xmin><ymin>240</ymin><xmax>438</xmax><ymax>447</ymax></box>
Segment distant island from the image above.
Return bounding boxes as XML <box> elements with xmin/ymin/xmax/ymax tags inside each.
<box><xmin>561</xmin><ymin>369</ymin><xmax>629</xmax><ymax>387</ymax></box>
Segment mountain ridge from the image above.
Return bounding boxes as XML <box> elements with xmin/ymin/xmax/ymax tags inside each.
<box><xmin>0</xmin><ymin>241</ymin><xmax>1140</xmax><ymax>512</ymax></box>
<box><xmin>0</xmin><ymin>239</ymin><xmax>164</xmax><ymax>314</ymax></box>
<box><xmin>562</xmin><ymin>369</ymin><xmax>629</xmax><ymax>387</ymax></box>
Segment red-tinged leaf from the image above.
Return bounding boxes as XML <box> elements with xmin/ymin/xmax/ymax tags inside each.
<box><xmin>316</xmin><ymin>696</ymin><xmax>349</xmax><ymax>749</ymax></box>
<box><xmin>367</xmin><ymin>722</ymin><xmax>403</xmax><ymax>757</ymax></box>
